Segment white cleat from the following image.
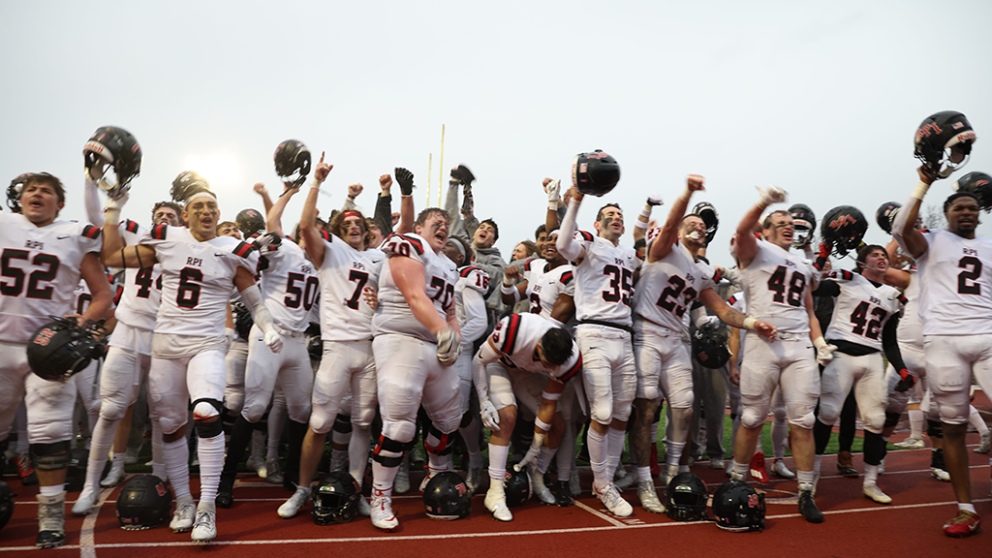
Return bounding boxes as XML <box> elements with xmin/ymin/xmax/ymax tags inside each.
<box><xmin>394</xmin><ymin>455</ymin><xmax>411</xmax><ymax>494</ymax></box>
<box><xmin>530</xmin><ymin>465</ymin><xmax>556</xmax><ymax>505</ymax></box>
<box><xmin>976</xmin><ymin>430</ymin><xmax>991</xmax><ymax>454</ymax></box>
<box><xmin>278</xmin><ymin>486</ymin><xmax>311</xmax><ymax>519</ymax></box>
<box><xmin>170</xmin><ymin>497</ymin><xmax>196</xmax><ymax>532</ymax></box>
<box><xmin>246</xmin><ymin>455</ymin><xmax>265</xmax><ymax>477</ymax></box>
<box><xmin>357</xmin><ymin>495</ymin><xmax>371</xmax><ymax>517</ymax></box>
<box><xmin>101</xmin><ymin>465</ymin><xmax>126</xmax><ymax>488</ymax></box>
<box><xmin>931</xmin><ymin>467</ymin><xmax>951</xmax><ymax>482</ymax></box>
<box><xmin>878</xmin><ymin>458</ymin><xmax>886</xmax><ymax>476</ymax></box>
<box><xmin>863</xmin><ymin>483</ymin><xmax>892</xmax><ymax>505</ymax></box>
<box><xmin>771</xmin><ymin>459</ymin><xmax>796</xmax><ymax>479</ymax></box>
<box><xmin>615</xmin><ymin>467</ymin><xmax>639</xmax><ymax>491</ymax></box>
<box><xmin>370</xmin><ymin>494</ymin><xmax>399</xmax><ymax>531</ymax></box>
<box><xmin>637</xmin><ymin>480</ymin><xmax>665</xmax><ymax>514</ymax></box>
<box><xmin>484</xmin><ymin>489</ymin><xmax>513</xmax><ymax>522</ymax></box>
<box><xmin>72</xmin><ymin>487</ymin><xmax>99</xmax><ymax>516</ymax></box>
<box><xmin>894</xmin><ymin>436</ymin><xmax>924</xmax><ymax>449</ymax></box>
<box><xmin>263</xmin><ymin>459</ymin><xmax>283</xmax><ymax>485</ymax></box>
<box><xmin>595</xmin><ymin>483</ymin><xmax>633</xmax><ymax>518</ymax></box>
<box><xmin>190</xmin><ymin>506</ymin><xmax>217</xmax><ymax>543</ymax></box>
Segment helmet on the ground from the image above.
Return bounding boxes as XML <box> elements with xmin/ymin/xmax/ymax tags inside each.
<box><xmin>27</xmin><ymin>317</ymin><xmax>101</xmax><ymax>383</ymax></box>
<box><xmin>423</xmin><ymin>471</ymin><xmax>471</xmax><ymax>520</ymax></box>
<box><xmin>170</xmin><ymin>170</ymin><xmax>211</xmax><ymax>204</ymax></box>
<box><xmin>691</xmin><ymin>328</ymin><xmax>731</xmax><ymax>369</ymax></box>
<box><xmin>116</xmin><ymin>475</ymin><xmax>173</xmax><ymax>530</ymax></box>
<box><xmin>875</xmin><ymin>201</ymin><xmax>902</xmax><ymax>234</ymax></box>
<box><xmin>820</xmin><ymin>205</ymin><xmax>868</xmax><ymax>257</ymax></box>
<box><xmin>236</xmin><ymin>208</ymin><xmax>266</xmax><ymax>238</ymax></box>
<box><xmin>504</xmin><ymin>467</ymin><xmax>532</xmax><ymax>507</ymax></box>
<box><xmin>312</xmin><ymin>471</ymin><xmax>363</xmax><ymax>525</ymax></box>
<box><xmin>789</xmin><ymin>203</ymin><xmax>817</xmax><ymax>249</ymax></box>
<box><xmin>572</xmin><ymin>150</ymin><xmax>620</xmax><ymax>197</ymax></box>
<box><xmin>274</xmin><ymin>139</ymin><xmax>312</xmax><ymax>188</ymax></box>
<box><xmin>83</xmin><ymin>126</ymin><xmax>142</xmax><ymax>199</ymax></box>
<box><xmin>712</xmin><ymin>480</ymin><xmax>765</xmax><ymax>532</ymax></box>
<box><xmin>914</xmin><ymin>110</ymin><xmax>976</xmax><ymax>178</ymax></box>
<box><xmin>691</xmin><ymin>202</ymin><xmax>719</xmax><ymax>245</ymax></box>
<box><xmin>664</xmin><ymin>472</ymin><xmax>709</xmax><ymax>521</ymax></box>
<box><xmin>951</xmin><ymin>171</ymin><xmax>992</xmax><ymax>212</ymax></box>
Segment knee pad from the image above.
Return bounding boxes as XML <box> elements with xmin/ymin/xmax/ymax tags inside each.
<box><xmin>333</xmin><ymin>414</ymin><xmax>353</xmax><ymax>434</ymax></box>
<box><xmin>927</xmin><ymin>420</ymin><xmax>944</xmax><ymax>439</ymax></box>
<box><xmin>425</xmin><ymin>424</ymin><xmax>455</xmax><ymax>456</ymax></box>
<box><xmin>195</xmin><ymin>419</ymin><xmax>224</xmax><ymax>439</ymax></box>
<box><xmin>372</xmin><ymin>435</ymin><xmax>412</xmax><ymax>467</ymax></box>
<box><xmin>242</xmin><ymin>402</ymin><xmax>268</xmax><ymax>424</ymax></box>
<box><xmin>772</xmin><ymin>406</ymin><xmax>787</xmax><ymax>423</ymax></box>
<box><xmin>884</xmin><ymin>412</ymin><xmax>901</xmax><ymax>429</ymax></box>
<box><xmin>381</xmin><ymin>419</ymin><xmax>416</xmax><ymax>446</ymax></box>
<box><xmin>99</xmin><ymin>395</ymin><xmax>130</xmax><ymax>423</ymax></box>
<box><xmin>741</xmin><ymin>406</ymin><xmax>767</xmax><ymax>430</ymax></box>
<box><xmin>191</xmin><ymin>398</ymin><xmax>224</xmax><ymax>421</ymax></box>
<box><xmin>862</xmin><ymin>409</ymin><xmax>885</xmax><ymax>434</ymax></box>
<box><xmin>30</xmin><ymin>440</ymin><xmax>71</xmax><ymax>471</ymax></box>
<box><xmin>786</xmin><ymin>401</ymin><xmax>816</xmax><ymax>430</ymax></box>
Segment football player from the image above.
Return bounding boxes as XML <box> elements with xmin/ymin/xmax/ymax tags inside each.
<box><xmin>0</xmin><ymin>173</ymin><xmax>113</xmax><ymax>548</ymax></box>
<box><xmin>474</xmin><ymin>313</ymin><xmax>582</xmax><ymax>521</ymax></box>
<box><xmin>892</xmin><ymin>115</ymin><xmax>987</xmax><ymax>536</ymax></box>
<box><xmin>730</xmin><ymin>186</ymin><xmax>826</xmax><ymax>524</ymax></box>
<box><xmin>101</xmin><ymin>187</ymin><xmax>283</xmax><ymax>542</ymax></box>
<box><xmin>367</xmin><ymin>166</ymin><xmax>461</xmax><ymax>531</ymax></box>
<box><xmin>277</xmin><ymin>157</ymin><xmax>384</xmax><ymax>521</ymax></box>
<box><xmin>555</xmin><ymin>187</ymin><xmax>640</xmax><ymax>517</ymax></box>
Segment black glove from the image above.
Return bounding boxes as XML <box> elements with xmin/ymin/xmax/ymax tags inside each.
<box><xmin>450</xmin><ymin>164</ymin><xmax>475</xmax><ymax>186</ymax></box>
<box><xmin>894</xmin><ymin>368</ymin><xmax>916</xmax><ymax>392</ymax></box>
<box><xmin>395</xmin><ymin>167</ymin><xmax>415</xmax><ymax>196</ymax></box>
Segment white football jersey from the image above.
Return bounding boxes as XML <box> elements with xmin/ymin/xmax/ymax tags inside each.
<box><xmin>316</xmin><ymin>230</ymin><xmax>384</xmax><ymax>342</ymax></box>
<box><xmin>571</xmin><ymin>231</ymin><xmax>639</xmax><ymax>326</ymax></box>
<box><xmin>741</xmin><ymin>239</ymin><xmax>815</xmax><ymax>334</ymax></box>
<box><xmin>139</xmin><ymin>225</ymin><xmax>259</xmax><ymax>337</ymax></box>
<box><xmin>489</xmin><ymin>313</ymin><xmax>582</xmax><ymax>382</ymax></box>
<box><xmin>822</xmin><ymin>270</ymin><xmax>905</xmax><ymax>351</ymax></box>
<box><xmin>259</xmin><ymin>237</ymin><xmax>318</xmax><ymax>333</ymax></box>
<box><xmin>454</xmin><ymin>265</ymin><xmax>489</xmax><ymax>347</ymax></box>
<box><xmin>0</xmin><ymin>213</ymin><xmax>102</xmax><ymax>344</ymax></box>
<box><xmin>916</xmin><ymin>229</ymin><xmax>992</xmax><ymax>335</ymax></box>
<box><xmin>523</xmin><ymin>260</ymin><xmax>575</xmax><ymax>320</ymax></box>
<box><xmin>373</xmin><ymin>233</ymin><xmax>458</xmax><ymax>343</ymax></box>
<box><xmin>634</xmin><ymin>242</ymin><xmax>716</xmax><ymax>333</ymax></box>
<box><xmin>728</xmin><ymin>291</ymin><xmax>747</xmax><ymax>360</ymax></box>
<box><xmin>896</xmin><ymin>269</ymin><xmax>923</xmax><ymax>347</ymax></box>
<box><xmin>114</xmin><ymin>219</ymin><xmax>163</xmax><ymax>331</ymax></box>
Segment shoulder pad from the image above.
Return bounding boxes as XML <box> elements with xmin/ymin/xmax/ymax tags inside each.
<box><xmin>150</xmin><ymin>224</ymin><xmax>168</xmax><ymax>240</ymax></box>
<box><xmin>558</xmin><ymin>353</ymin><xmax>582</xmax><ymax>383</ymax></box>
<box><xmin>499</xmin><ymin>313</ymin><xmax>523</xmax><ymax>355</ymax></box>
<box><xmin>576</xmin><ymin>230</ymin><xmax>594</xmax><ymax>242</ymax></box>
<box><xmin>382</xmin><ymin>233</ymin><xmax>425</xmax><ymax>257</ymax></box>
<box><xmin>123</xmin><ymin>219</ymin><xmax>140</xmax><ymax>234</ymax></box>
<box><xmin>82</xmin><ymin>224</ymin><xmax>101</xmax><ymax>240</ymax></box>
<box><xmin>897</xmin><ymin>293</ymin><xmax>908</xmax><ymax>305</ymax></box>
<box><xmin>727</xmin><ymin>295</ymin><xmax>737</xmax><ymax>305</ymax></box>
<box><xmin>559</xmin><ymin>269</ymin><xmax>574</xmax><ymax>285</ymax></box>
<box><xmin>459</xmin><ymin>266</ymin><xmax>485</xmax><ymax>279</ymax></box>
<box><xmin>233</xmin><ymin>241</ymin><xmax>258</xmax><ymax>259</ymax></box>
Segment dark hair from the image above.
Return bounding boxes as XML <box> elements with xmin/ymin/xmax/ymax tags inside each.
<box><xmin>855</xmin><ymin>244</ymin><xmax>887</xmax><ymax>271</ymax></box>
<box><xmin>944</xmin><ymin>192</ymin><xmax>979</xmax><ymax>213</ymax></box>
<box><xmin>595</xmin><ymin>203</ymin><xmax>622</xmax><ymax>222</ymax></box>
<box><xmin>761</xmin><ymin>210</ymin><xmax>791</xmax><ymax>229</ymax></box>
<box><xmin>151</xmin><ymin>201</ymin><xmax>182</xmax><ymax>224</ymax></box>
<box><xmin>330</xmin><ymin>208</ymin><xmax>372</xmax><ymax>248</ymax></box>
<box><xmin>535</xmin><ymin>224</ymin><xmax>547</xmax><ymax>240</ymax></box>
<box><xmin>480</xmin><ymin>218</ymin><xmax>500</xmax><ymax>242</ymax></box>
<box><xmin>415</xmin><ymin>207</ymin><xmax>450</xmax><ymax>227</ymax></box>
<box><xmin>448</xmin><ymin>235</ymin><xmax>474</xmax><ymax>263</ymax></box>
<box><xmin>633</xmin><ymin>238</ymin><xmax>646</xmax><ymax>250</ymax></box>
<box><xmin>540</xmin><ymin>327</ymin><xmax>575</xmax><ymax>366</ymax></box>
<box><xmin>217</xmin><ymin>221</ymin><xmax>238</xmax><ymax>235</ymax></box>
<box><xmin>26</xmin><ymin>172</ymin><xmax>65</xmax><ymax>204</ymax></box>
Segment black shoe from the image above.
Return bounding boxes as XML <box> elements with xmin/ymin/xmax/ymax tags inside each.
<box><xmin>216</xmin><ymin>476</ymin><xmax>235</xmax><ymax>508</ymax></box>
<box><xmin>36</xmin><ymin>529</ymin><xmax>65</xmax><ymax>549</ymax></box>
<box><xmin>836</xmin><ymin>464</ymin><xmax>859</xmax><ymax>478</ymax></box>
<box><xmin>555</xmin><ymin>480</ymin><xmax>575</xmax><ymax>507</ymax></box>
<box><xmin>798</xmin><ymin>489</ymin><xmax>824</xmax><ymax>523</ymax></box>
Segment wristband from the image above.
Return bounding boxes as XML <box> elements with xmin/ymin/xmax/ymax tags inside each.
<box><xmin>534</xmin><ymin>418</ymin><xmax>551</xmax><ymax>432</ymax></box>
<box><xmin>813</xmin><ymin>336</ymin><xmax>827</xmax><ymax>350</ymax></box>
<box><xmin>910</xmin><ymin>180</ymin><xmax>930</xmax><ymax>201</ymax></box>
<box><xmin>540</xmin><ymin>390</ymin><xmax>561</xmax><ymax>401</ymax></box>
<box><xmin>500</xmin><ymin>283</ymin><xmax>517</xmax><ymax>296</ymax></box>
<box><xmin>639</xmin><ymin>204</ymin><xmax>652</xmax><ymax>219</ymax></box>
<box><xmin>634</xmin><ymin>220</ymin><xmax>649</xmax><ymax>230</ymax></box>
<box><xmin>678</xmin><ymin>187</ymin><xmax>692</xmax><ymax>202</ymax></box>
<box><xmin>311</xmin><ymin>177</ymin><xmax>322</xmax><ymax>189</ymax></box>
<box><xmin>742</xmin><ymin>317</ymin><xmax>756</xmax><ymax>331</ymax></box>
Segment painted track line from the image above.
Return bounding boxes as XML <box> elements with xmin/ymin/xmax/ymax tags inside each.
<box><xmin>572</xmin><ymin>500</ymin><xmax>629</xmax><ymax>527</ymax></box>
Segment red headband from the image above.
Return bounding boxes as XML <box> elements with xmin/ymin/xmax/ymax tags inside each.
<box><xmin>341</xmin><ymin>210</ymin><xmax>361</xmax><ymax>220</ymax></box>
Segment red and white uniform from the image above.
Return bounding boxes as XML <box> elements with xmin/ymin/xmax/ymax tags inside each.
<box><xmin>523</xmin><ymin>260</ymin><xmax>575</xmax><ymax>323</ymax></box>
<box><xmin>0</xmin><ymin>213</ymin><xmax>102</xmax><ymax>444</ymax></box>
<box><xmin>632</xmin><ymin>242</ymin><xmax>715</xmax><ymax>406</ymax></box>
<box><xmin>739</xmin><ymin>239</ymin><xmax>818</xmax><ymax>430</ymax></box>
<box><xmin>310</xmin><ymin>230</ymin><xmax>383</xmax><ymax>435</ymax></box>
<box><xmin>570</xmin><ymin>231</ymin><xmax>639</xmax><ymax>425</ymax></box>
<box><xmin>454</xmin><ymin>265</ymin><xmax>489</xmax><ymax>415</ymax></box>
<box><xmin>912</xmin><ymin>229</ymin><xmax>992</xmax><ymax>424</ymax></box>
<box><xmin>242</xmin><ymin>238</ymin><xmax>318</xmax><ymax>425</ymax></box>
<box><xmin>372</xmin><ymin>232</ymin><xmax>461</xmax><ymax>443</ymax></box>
<box><xmin>71</xmin><ymin>280</ymin><xmax>103</xmax><ymax>420</ymax></box>
<box><xmin>885</xmin><ymin>270</ymin><xmax>927</xmax><ymax>413</ymax></box>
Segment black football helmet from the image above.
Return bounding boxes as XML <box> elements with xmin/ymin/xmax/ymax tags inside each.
<box><xmin>820</xmin><ymin>205</ymin><xmax>868</xmax><ymax>257</ymax></box>
<box><xmin>875</xmin><ymin>201</ymin><xmax>902</xmax><ymax>234</ymax></box>
<box><xmin>690</xmin><ymin>202</ymin><xmax>719</xmax><ymax>245</ymax></box>
<box><xmin>951</xmin><ymin>171</ymin><xmax>992</xmax><ymax>212</ymax></box>
<box><xmin>236</xmin><ymin>208</ymin><xmax>266</xmax><ymax>238</ymax></box>
<box><xmin>572</xmin><ymin>150</ymin><xmax>620</xmax><ymax>197</ymax></box>
<box><xmin>691</xmin><ymin>328</ymin><xmax>731</xmax><ymax>370</ymax></box>
<box><xmin>914</xmin><ymin>111</ymin><xmax>976</xmax><ymax>178</ymax></box>
<box><xmin>664</xmin><ymin>472</ymin><xmax>709</xmax><ymax>522</ymax></box>
<box><xmin>789</xmin><ymin>203</ymin><xmax>817</xmax><ymax>249</ymax></box>
<box><xmin>116</xmin><ymin>475</ymin><xmax>173</xmax><ymax>530</ymax></box>
<box><xmin>83</xmin><ymin>126</ymin><xmax>142</xmax><ymax>199</ymax></box>
<box><xmin>27</xmin><ymin>317</ymin><xmax>102</xmax><ymax>383</ymax></box>
<box><xmin>504</xmin><ymin>467</ymin><xmax>532</xmax><ymax>507</ymax></box>
<box><xmin>7</xmin><ymin>172</ymin><xmax>36</xmax><ymax>213</ymax></box>
<box><xmin>65</xmin><ymin>448</ymin><xmax>88</xmax><ymax>492</ymax></box>
<box><xmin>711</xmin><ymin>480</ymin><xmax>765</xmax><ymax>532</ymax></box>
<box><xmin>274</xmin><ymin>139</ymin><xmax>312</xmax><ymax>188</ymax></box>
<box><xmin>312</xmin><ymin>472</ymin><xmax>363</xmax><ymax>525</ymax></box>
<box><xmin>423</xmin><ymin>471</ymin><xmax>471</xmax><ymax>520</ymax></box>
<box><xmin>170</xmin><ymin>170</ymin><xmax>211</xmax><ymax>204</ymax></box>
<box><xmin>0</xmin><ymin>481</ymin><xmax>13</xmax><ymax>531</ymax></box>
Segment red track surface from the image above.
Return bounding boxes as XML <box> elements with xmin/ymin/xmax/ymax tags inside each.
<box><xmin>1</xmin><ymin>431</ymin><xmax>990</xmax><ymax>558</ymax></box>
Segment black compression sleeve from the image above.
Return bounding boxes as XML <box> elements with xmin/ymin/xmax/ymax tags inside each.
<box><xmin>882</xmin><ymin>313</ymin><xmax>907</xmax><ymax>372</ymax></box>
<box><xmin>812</xmin><ymin>279</ymin><xmax>840</xmax><ymax>298</ymax></box>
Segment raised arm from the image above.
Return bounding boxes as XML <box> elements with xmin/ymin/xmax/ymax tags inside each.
<box><xmin>101</xmin><ymin>195</ymin><xmax>156</xmax><ymax>268</ymax></box>
<box><xmin>883</xmin><ymin>238</ymin><xmax>912</xmax><ymax>289</ymax></box>
<box><xmin>394</xmin><ymin>168</ymin><xmax>416</xmax><ymax>235</ymax></box>
<box><xmin>892</xmin><ymin>167</ymin><xmax>934</xmax><ymax>260</ymax></box>
<box><xmin>556</xmin><ymin>188</ymin><xmax>586</xmax><ymax>263</ymax></box>
<box><xmin>648</xmin><ymin>175</ymin><xmax>704</xmax><ymax>263</ymax></box>
<box><xmin>254</xmin><ymin>182</ymin><xmax>274</xmax><ymax>215</ymax></box>
<box><xmin>545</xmin><ymin>178</ymin><xmax>562</xmax><ymax>233</ymax></box>
<box><xmin>375</xmin><ymin>175</ymin><xmax>394</xmax><ymax>235</ymax></box>
<box><xmin>84</xmin><ymin>175</ymin><xmax>104</xmax><ymax>226</ymax></box>
<box><xmin>735</xmin><ymin>185</ymin><xmax>787</xmax><ymax>268</ymax></box>
<box><xmin>265</xmin><ymin>182</ymin><xmax>299</xmax><ymax>238</ymax></box>
<box><xmin>300</xmin><ymin>152</ymin><xmax>332</xmax><ymax>268</ymax></box>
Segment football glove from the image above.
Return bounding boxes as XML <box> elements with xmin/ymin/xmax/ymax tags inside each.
<box><xmin>815</xmin><ymin>342</ymin><xmax>837</xmax><ymax>366</ymax></box>
<box><xmin>756</xmin><ymin>185</ymin><xmax>788</xmax><ymax>205</ymax></box>
<box><xmin>450</xmin><ymin>164</ymin><xmax>475</xmax><ymax>186</ymax></box>
<box><xmin>394</xmin><ymin>167</ymin><xmax>415</xmax><ymax>196</ymax></box>
<box><xmin>480</xmin><ymin>399</ymin><xmax>500</xmax><ymax>432</ymax></box>
<box><xmin>254</xmin><ymin>232</ymin><xmax>282</xmax><ymax>256</ymax></box>
<box><xmin>647</xmin><ymin>194</ymin><xmax>664</xmax><ymax>207</ymax></box>
<box><xmin>514</xmin><ymin>432</ymin><xmax>545</xmax><ymax>472</ymax></box>
<box><xmin>264</xmin><ymin>329</ymin><xmax>283</xmax><ymax>354</ymax></box>
<box><xmin>547</xmin><ymin>179</ymin><xmax>561</xmax><ymax>210</ymax></box>
<box><xmin>436</xmin><ymin>326</ymin><xmax>461</xmax><ymax>366</ymax></box>
<box><xmin>894</xmin><ymin>368</ymin><xmax>916</xmax><ymax>392</ymax></box>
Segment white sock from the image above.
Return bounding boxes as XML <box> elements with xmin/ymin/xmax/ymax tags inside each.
<box><xmin>772</xmin><ymin>418</ymin><xmax>788</xmax><ymax>460</ymax></box>
<box><xmin>163</xmin><ymin>437</ymin><xmax>190</xmax><ymax>499</ymax></box>
<box><xmin>348</xmin><ymin>424</ymin><xmax>371</xmax><ymax>485</ymax></box>
<box><xmin>250</xmin><ymin>430</ymin><xmax>266</xmax><ymax>462</ymax></box>
<box><xmin>197</xmin><ymin>432</ymin><xmax>225</xmax><ymax>504</ymax></box>
<box><xmin>150</xmin><ymin>422</ymin><xmax>166</xmax><ymax>480</ymax></box>
<box><xmin>908</xmin><ymin>409</ymin><xmax>924</xmax><ymax>438</ymax></box>
<box><xmin>864</xmin><ymin>464</ymin><xmax>879</xmax><ymax>485</ymax></box>
<box><xmin>960</xmin><ymin>503</ymin><xmax>977</xmax><ymax>514</ymax></box>
<box><xmin>637</xmin><ymin>466</ymin><xmax>651</xmax><ymax>481</ymax></box>
<box><xmin>666</xmin><ymin>441</ymin><xmax>686</xmax><ymax>467</ymax></box>
<box><xmin>813</xmin><ymin>454</ymin><xmax>822</xmax><ymax>477</ymax></box>
<box><xmin>40</xmin><ymin>484</ymin><xmax>63</xmax><ymax>497</ymax></box>
<box><xmin>969</xmin><ymin>406</ymin><xmax>989</xmax><ymax>434</ymax></box>
<box><xmin>83</xmin><ymin>416</ymin><xmax>119</xmax><ymax>491</ymax></box>
<box><xmin>587</xmin><ymin>428</ymin><xmax>608</xmax><ymax>490</ymax></box>
<box><xmin>606</xmin><ymin>427</ymin><xmax>625</xmax><ymax>480</ymax></box>
<box><xmin>488</xmin><ymin>443</ymin><xmax>509</xmax><ymax>482</ymax></box>
<box><xmin>536</xmin><ymin>446</ymin><xmax>555</xmax><ymax>475</ymax></box>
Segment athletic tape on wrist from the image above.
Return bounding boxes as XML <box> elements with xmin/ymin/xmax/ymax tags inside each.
<box><xmin>534</xmin><ymin>418</ymin><xmax>551</xmax><ymax>432</ymax></box>
<box><xmin>910</xmin><ymin>180</ymin><xmax>931</xmax><ymax>201</ymax></box>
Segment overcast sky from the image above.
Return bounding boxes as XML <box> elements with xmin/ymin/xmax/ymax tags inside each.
<box><xmin>3</xmin><ymin>1</ymin><xmax>991</xmax><ymax>269</ymax></box>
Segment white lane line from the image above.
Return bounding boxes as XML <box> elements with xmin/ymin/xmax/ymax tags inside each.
<box><xmin>79</xmin><ymin>483</ymin><xmax>119</xmax><ymax>558</ymax></box>
<box><xmin>572</xmin><ymin>501</ymin><xmax>629</xmax><ymax>527</ymax></box>
<box><xmin>1</xmin><ymin>499</ymin><xmax>989</xmax><ymax>552</ymax></box>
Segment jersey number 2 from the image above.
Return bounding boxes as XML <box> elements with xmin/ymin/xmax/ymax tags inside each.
<box><xmin>958</xmin><ymin>256</ymin><xmax>982</xmax><ymax>295</ymax></box>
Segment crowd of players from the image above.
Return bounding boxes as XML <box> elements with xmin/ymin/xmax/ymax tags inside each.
<box><xmin>1</xmin><ymin>109</ymin><xmax>991</xmax><ymax>548</ymax></box>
